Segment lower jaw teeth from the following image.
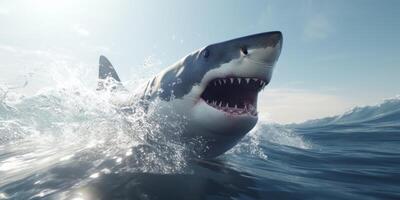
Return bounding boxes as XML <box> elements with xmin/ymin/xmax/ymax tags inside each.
<box><xmin>206</xmin><ymin>100</ymin><xmax>257</xmax><ymax>115</ymax></box>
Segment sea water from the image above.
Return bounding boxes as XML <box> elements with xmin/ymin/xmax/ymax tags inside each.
<box><xmin>0</xmin><ymin>77</ymin><xmax>399</xmax><ymax>199</ymax></box>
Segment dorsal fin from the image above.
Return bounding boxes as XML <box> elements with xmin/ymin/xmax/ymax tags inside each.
<box><xmin>99</xmin><ymin>55</ymin><xmax>121</xmax><ymax>81</ymax></box>
<box><xmin>97</xmin><ymin>55</ymin><xmax>124</xmax><ymax>91</ymax></box>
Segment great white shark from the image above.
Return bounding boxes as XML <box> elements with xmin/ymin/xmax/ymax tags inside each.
<box><xmin>97</xmin><ymin>31</ymin><xmax>283</xmax><ymax>158</ymax></box>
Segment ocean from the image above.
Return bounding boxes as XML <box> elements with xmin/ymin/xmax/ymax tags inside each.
<box><xmin>0</xmin><ymin>85</ymin><xmax>399</xmax><ymax>200</ymax></box>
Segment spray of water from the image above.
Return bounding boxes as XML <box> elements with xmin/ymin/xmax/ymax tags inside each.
<box><xmin>0</xmin><ymin>62</ymin><xmax>188</xmax><ymax>195</ymax></box>
<box><xmin>226</xmin><ymin>121</ymin><xmax>312</xmax><ymax>162</ymax></box>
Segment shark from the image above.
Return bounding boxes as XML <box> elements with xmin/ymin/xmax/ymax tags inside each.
<box><xmin>97</xmin><ymin>31</ymin><xmax>283</xmax><ymax>158</ymax></box>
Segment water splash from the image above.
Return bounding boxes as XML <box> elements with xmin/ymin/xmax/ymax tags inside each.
<box><xmin>0</xmin><ymin>84</ymin><xmax>192</xmax><ymax>199</ymax></box>
<box><xmin>227</xmin><ymin>122</ymin><xmax>311</xmax><ymax>161</ymax></box>
<box><xmin>258</xmin><ymin>123</ymin><xmax>312</xmax><ymax>150</ymax></box>
<box><xmin>0</xmin><ymin>61</ymin><xmax>191</xmax><ymax>200</ymax></box>
<box><xmin>227</xmin><ymin>127</ymin><xmax>269</xmax><ymax>160</ymax></box>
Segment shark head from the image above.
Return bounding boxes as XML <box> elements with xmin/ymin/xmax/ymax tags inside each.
<box><xmin>155</xmin><ymin>31</ymin><xmax>283</xmax><ymax>157</ymax></box>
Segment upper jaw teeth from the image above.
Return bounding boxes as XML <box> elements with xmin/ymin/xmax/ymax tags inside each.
<box><xmin>211</xmin><ymin>77</ymin><xmax>267</xmax><ymax>89</ymax></box>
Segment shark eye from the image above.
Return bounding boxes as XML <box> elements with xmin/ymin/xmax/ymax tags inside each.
<box><xmin>203</xmin><ymin>49</ymin><xmax>210</xmax><ymax>58</ymax></box>
<box><xmin>241</xmin><ymin>47</ymin><xmax>248</xmax><ymax>55</ymax></box>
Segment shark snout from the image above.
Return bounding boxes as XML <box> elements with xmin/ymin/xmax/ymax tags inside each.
<box><xmin>264</xmin><ymin>31</ymin><xmax>283</xmax><ymax>47</ymax></box>
<box><xmin>244</xmin><ymin>31</ymin><xmax>283</xmax><ymax>65</ymax></box>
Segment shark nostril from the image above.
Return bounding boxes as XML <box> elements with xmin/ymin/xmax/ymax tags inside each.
<box><xmin>241</xmin><ymin>47</ymin><xmax>248</xmax><ymax>55</ymax></box>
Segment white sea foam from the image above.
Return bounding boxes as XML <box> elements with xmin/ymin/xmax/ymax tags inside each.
<box><xmin>0</xmin><ymin>63</ymin><xmax>188</xmax><ymax>189</ymax></box>
<box><xmin>227</xmin><ymin>121</ymin><xmax>312</xmax><ymax>160</ymax></box>
<box><xmin>257</xmin><ymin>122</ymin><xmax>312</xmax><ymax>149</ymax></box>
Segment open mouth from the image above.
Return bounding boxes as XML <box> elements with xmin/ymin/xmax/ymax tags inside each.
<box><xmin>200</xmin><ymin>77</ymin><xmax>268</xmax><ymax>116</ymax></box>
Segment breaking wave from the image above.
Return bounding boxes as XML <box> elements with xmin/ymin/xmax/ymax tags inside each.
<box><xmin>292</xmin><ymin>96</ymin><xmax>400</xmax><ymax>128</ymax></box>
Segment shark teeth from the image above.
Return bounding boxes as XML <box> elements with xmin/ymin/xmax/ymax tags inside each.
<box><xmin>204</xmin><ymin>100</ymin><xmax>258</xmax><ymax>116</ymax></box>
<box><xmin>201</xmin><ymin>76</ymin><xmax>267</xmax><ymax>117</ymax></box>
<box><xmin>211</xmin><ymin>77</ymin><xmax>266</xmax><ymax>88</ymax></box>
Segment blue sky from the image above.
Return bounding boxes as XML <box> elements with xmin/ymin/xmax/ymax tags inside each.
<box><xmin>0</xmin><ymin>0</ymin><xmax>399</xmax><ymax>123</ymax></box>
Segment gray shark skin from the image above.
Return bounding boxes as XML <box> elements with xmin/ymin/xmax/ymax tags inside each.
<box><xmin>98</xmin><ymin>31</ymin><xmax>283</xmax><ymax>158</ymax></box>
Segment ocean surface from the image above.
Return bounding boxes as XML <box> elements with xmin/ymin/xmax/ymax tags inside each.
<box><xmin>0</xmin><ymin>84</ymin><xmax>399</xmax><ymax>200</ymax></box>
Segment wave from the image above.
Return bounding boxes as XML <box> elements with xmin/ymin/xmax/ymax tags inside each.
<box><xmin>0</xmin><ymin>85</ymin><xmax>190</xmax><ymax>189</ymax></box>
<box><xmin>226</xmin><ymin>121</ymin><xmax>312</xmax><ymax>161</ymax></box>
<box><xmin>291</xmin><ymin>96</ymin><xmax>400</xmax><ymax>128</ymax></box>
